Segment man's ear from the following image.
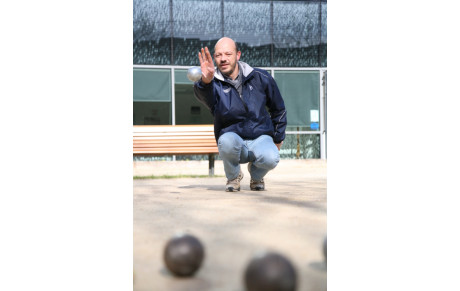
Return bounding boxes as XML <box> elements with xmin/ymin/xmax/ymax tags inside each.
<box><xmin>236</xmin><ymin>51</ymin><xmax>241</xmax><ymax>61</ymax></box>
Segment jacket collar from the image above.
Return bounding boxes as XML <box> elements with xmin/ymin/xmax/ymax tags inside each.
<box><xmin>214</xmin><ymin>61</ymin><xmax>254</xmax><ymax>82</ymax></box>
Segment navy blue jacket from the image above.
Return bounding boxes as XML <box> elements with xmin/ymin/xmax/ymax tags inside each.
<box><xmin>193</xmin><ymin>61</ymin><xmax>287</xmax><ymax>144</ymax></box>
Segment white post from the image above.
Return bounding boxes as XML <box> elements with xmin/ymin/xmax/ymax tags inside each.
<box><xmin>319</xmin><ymin>69</ymin><xmax>327</xmax><ymax>159</ymax></box>
<box><xmin>171</xmin><ymin>68</ymin><xmax>176</xmax><ymax>125</ymax></box>
<box><xmin>171</xmin><ymin>68</ymin><xmax>176</xmax><ymax>161</ymax></box>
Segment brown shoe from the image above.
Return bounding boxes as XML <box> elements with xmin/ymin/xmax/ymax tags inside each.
<box><xmin>250</xmin><ymin>178</ymin><xmax>265</xmax><ymax>191</ymax></box>
<box><xmin>225</xmin><ymin>171</ymin><xmax>244</xmax><ymax>192</ymax></box>
<box><xmin>248</xmin><ymin>162</ymin><xmax>265</xmax><ymax>191</ymax></box>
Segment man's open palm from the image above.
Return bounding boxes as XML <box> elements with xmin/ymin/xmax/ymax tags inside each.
<box><xmin>198</xmin><ymin>47</ymin><xmax>215</xmax><ymax>84</ymax></box>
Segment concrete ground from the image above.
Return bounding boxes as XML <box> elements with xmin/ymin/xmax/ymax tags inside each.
<box><xmin>133</xmin><ymin>159</ymin><xmax>327</xmax><ymax>291</ymax></box>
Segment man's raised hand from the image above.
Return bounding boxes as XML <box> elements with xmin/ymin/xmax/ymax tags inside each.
<box><xmin>198</xmin><ymin>47</ymin><xmax>215</xmax><ymax>84</ymax></box>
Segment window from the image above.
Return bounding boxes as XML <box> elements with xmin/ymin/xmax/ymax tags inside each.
<box><xmin>133</xmin><ymin>68</ymin><xmax>172</xmax><ymax>125</ymax></box>
<box><xmin>174</xmin><ymin>69</ymin><xmax>213</xmax><ymax>124</ymax></box>
<box><xmin>274</xmin><ymin>70</ymin><xmax>320</xmax><ymax>131</ymax></box>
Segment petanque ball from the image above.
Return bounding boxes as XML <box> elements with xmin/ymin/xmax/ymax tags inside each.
<box><xmin>163</xmin><ymin>233</ymin><xmax>204</xmax><ymax>277</ymax></box>
<box><xmin>244</xmin><ymin>251</ymin><xmax>297</xmax><ymax>291</ymax></box>
<box><xmin>187</xmin><ymin>66</ymin><xmax>202</xmax><ymax>82</ymax></box>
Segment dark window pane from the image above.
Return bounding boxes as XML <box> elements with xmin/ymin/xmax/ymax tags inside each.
<box><xmin>133</xmin><ymin>102</ymin><xmax>171</xmax><ymax>125</ymax></box>
<box><xmin>133</xmin><ymin>68</ymin><xmax>172</xmax><ymax>125</ymax></box>
<box><xmin>133</xmin><ymin>68</ymin><xmax>171</xmax><ymax>102</ymax></box>
<box><xmin>275</xmin><ymin>70</ymin><xmax>320</xmax><ymax>130</ymax></box>
<box><xmin>174</xmin><ymin>69</ymin><xmax>214</xmax><ymax>124</ymax></box>
<box><xmin>133</xmin><ymin>0</ymin><xmax>171</xmax><ymax>64</ymax></box>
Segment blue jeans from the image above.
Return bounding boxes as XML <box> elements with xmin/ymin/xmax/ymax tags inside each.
<box><xmin>217</xmin><ymin>132</ymin><xmax>280</xmax><ymax>181</ymax></box>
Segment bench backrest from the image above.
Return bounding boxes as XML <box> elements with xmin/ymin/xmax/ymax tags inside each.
<box><xmin>133</xmin><ymin>125</ymin><xmax>219</xmax><ymax>155</ymax></box>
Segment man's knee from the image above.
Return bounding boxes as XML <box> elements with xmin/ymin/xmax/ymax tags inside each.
<box><xmin>218</xmin><ymin>132</ymin><xmax>241</xmax><ymax>156</ymax></box>
<box><xmin>265</xmin><ymin>152</ymin><xmax>280</xmax><ymax>169</ymax></box>
<box><xmin>257</xmin><ymin>151</ymin><xmax>280</xmax><ymax>170</ymax></box>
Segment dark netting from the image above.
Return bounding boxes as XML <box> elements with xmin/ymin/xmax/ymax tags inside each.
<box><xmin>133</xmin><ymin>0</ymin><xmax>171</xmax><ymax>64</ymax></box>
<box><xmin>223</xmin><ymin>1</ymin><xmax>272</xmax><ymax>66</ymax></box>
<box><xmin>272</xmin><ymin>1</ymin><xmax>323</xmax><ymax>67</ymax></box>
<box><xmin>133</xmin><ymin>0</ymin><xmax>327</xmax><ymax>67</ymax></box>
<box><xmin>236</xmin><ymin>43</ymin><xmax>272</xmax><ymax>67</ymax></box>
<box><xmin>133</xmin><ymin>39</ymin><xmax>172</xmax><ymax>65</ymax></box>
<box><xmin>172</xmin><ymin>0</ymin><xmax>222</xmax><ymax>65</ymax></box>
<box><xmin>320</xmin><ymin>1</ymin><xmax>327</xmax><ymax>67</ymax></box>
<box><xmin>173</xmin><ymin>38</ymin><xmax>219</xmax><ymax>66</ymax></box>
<box><xmin>273</xmin><ymin>44</ymin><xmax>325</xmax><ymax>67</ymax></box>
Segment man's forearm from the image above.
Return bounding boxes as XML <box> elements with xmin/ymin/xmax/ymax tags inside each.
<box><xmin>193</xmin><ymin>80</ymin><xmax>214</xmax><ymax>111</ymax></box>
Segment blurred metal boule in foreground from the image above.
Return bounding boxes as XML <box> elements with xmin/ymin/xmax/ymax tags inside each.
<box><xmin>163</xmin><ymin>233</ymin><xmax>205</xmax><ymax>277</ymax></box>
<box><xmin>244</xmin><ymin>251</ymin><xmax>297</xmax><ymax>291</ymax></box>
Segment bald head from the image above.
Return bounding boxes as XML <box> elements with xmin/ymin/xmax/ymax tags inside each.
<box><xmin>214</xmin><ymin>37</ymin><xmax>238</xmax><ymax>54</ymax></box>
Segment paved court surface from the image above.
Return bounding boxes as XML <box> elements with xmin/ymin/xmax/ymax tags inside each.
<box><xmin>133</xmin><ymin>159</ymin><xmax>327</xmax><ymax>291</ymax></box>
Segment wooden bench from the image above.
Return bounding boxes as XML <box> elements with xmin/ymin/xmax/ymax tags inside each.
<box><xmin>133</xmin><ymin>125</ymin><xmax>219</xmax><ymax>176</ymax></box>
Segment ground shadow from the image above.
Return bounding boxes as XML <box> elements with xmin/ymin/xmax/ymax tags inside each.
<box><xmin>158</xmin><ymin>266</ymin><xmax>212</xmax><ymax>291</ymax></box>
<box><xmin>234</xmin><ymin>191</ymin><xmax>327</xmax><ymax>212</ymax></box>
<box><xmin>178</xmin><ymin>185</ymin><xmax>223</xmax><ymax>191</ymax></box>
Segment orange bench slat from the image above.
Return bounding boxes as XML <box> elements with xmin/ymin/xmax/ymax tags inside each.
<box><xmin>133</xmin><ymin>125</ymin><xmax>218</xmax><ymax>156</ymax></box>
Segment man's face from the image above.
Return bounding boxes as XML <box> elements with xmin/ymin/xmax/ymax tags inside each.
<box><xmin>214</xmin><ymin>40</ymin><xmax>241</xmax><ymax>78</ymax></box>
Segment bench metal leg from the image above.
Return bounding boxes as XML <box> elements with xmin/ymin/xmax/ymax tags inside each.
<box><xmin>208</xmin><ymin>154</ymin><xmax>215</xmax><ymax>177</ymax></box>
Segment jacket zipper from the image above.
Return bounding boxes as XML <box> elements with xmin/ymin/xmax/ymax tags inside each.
<box><xmin>240</xmin><ymin>93</ymin><xmax>249</xmax><ymax>113</ymax></box>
